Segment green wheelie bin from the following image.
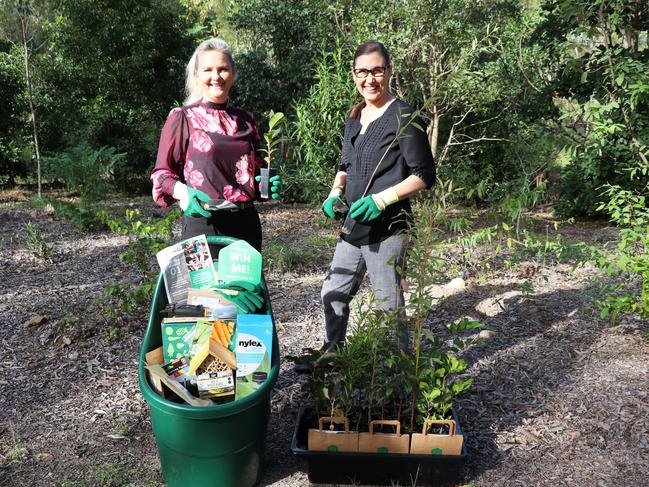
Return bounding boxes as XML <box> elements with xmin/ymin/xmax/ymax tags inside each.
<box><xmin>138</xmin><ymin>236</ymin><xmax>280</xmax><ymax>487</ymax></box>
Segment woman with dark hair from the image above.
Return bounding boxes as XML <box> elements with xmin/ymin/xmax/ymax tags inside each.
<box><xmin>150</xmin><ymin>38</ymin><xmax>281</xmax><ymax>253</ymax></box>
<box><xmin>312</xmin><ymin>40</ymin><xmax>435</xmax><ymax>363</ymax></box>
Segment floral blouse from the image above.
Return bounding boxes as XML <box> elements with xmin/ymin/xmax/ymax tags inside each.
<box><xmin>151</xmin><ymin>98</ymin><xmax>264</xmax><ymax>207</ymax></box>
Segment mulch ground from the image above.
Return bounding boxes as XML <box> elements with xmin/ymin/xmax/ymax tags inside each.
<box><xmin>0</xmin><ymin>192</ymin><xmax>647</xmax><ymax>487</ymax></box>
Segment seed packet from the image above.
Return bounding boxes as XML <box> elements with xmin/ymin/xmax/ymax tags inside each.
<box><xmin>161</xmin><ymin>319</ymin><xmax>197</xmax><ymax>363</ymax></box>
<box><xmin>162</xmin><ymin>356</ymin><xmax>190</xmax><ymax>378</ymax></box>
<box><xmin>195</xmin><ymin>370</ymin><xmax>235</xmax><ymax>398</ymax></box>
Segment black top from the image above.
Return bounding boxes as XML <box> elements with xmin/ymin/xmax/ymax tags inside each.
<box><xmin>339</xmin><ymin>99</ymin><xmax>436</xmax><ymax>246</ymax></box>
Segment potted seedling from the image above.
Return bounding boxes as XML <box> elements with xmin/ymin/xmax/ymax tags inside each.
<box><xmin>258</xmin><ymin>111</ymin><xmax>285</xmax><ymax>199</ymax></box>
<box><xmin>302</xmin><ymin>340</ymin><xmax>358</xmax><ymax>453</ymax></box>
<box><xmin>291</xmin><ymin>199</ymin><xmax>484</xmax><ymax>485</ymax></box>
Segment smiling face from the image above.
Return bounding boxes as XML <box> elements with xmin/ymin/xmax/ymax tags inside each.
<box><xmin>353</xmin><ymin>51</ymin><xmax>391</xmax><ymax>106</ymax></box>
<box><xmin>198</xmin><ymin>50</ymin><xmax>235</xmax><ymax>104</ymax></box>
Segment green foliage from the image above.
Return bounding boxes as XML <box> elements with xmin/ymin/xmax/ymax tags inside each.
<box><xmin>299</xmin><ymin>199</ymin><xmax>483</xmax><ymax>431</ymax></box>
<box><xmin>595</xmin><ymin>184</ymin><xmax>649</xmax><ymax>328</ymax></box>
<box><xmin>100</xmin><ymin>208</ymin><xmax>179</xmax><ymax>273</ymax></box>
<box><xmin>302</xmin><ymin>295</ymin><xmax>409</xmax><ymax>424</ymax></box>
<box><xmin>31</xmin><ymin>197</ymin><xmax>107</xmax><ymax>231</ymax></box>
<box><xmin>23</xmin><ymin>221</ymin><xmax>53</xmax><ymax>261</ymax></box>
<box><xmin>404</xmin><ymin>199</ymin><xmax>483</xmax><ymax>428</ymax></box>
<box><xmin>101</xmin><ymin>282</ymin><xmax>156</xmax><ymax>320</ymax></box>
<box><xmin>262</xmin><ymin>242</ymin><xmax>305</xmax><ymax>273</ymax></box>
<box><xmin>0</xmin><ymin>48</ymin><xmax>29</xmax><ymax>186</ymax></box>
<box><xmin>259</xmin><ymin>111</ymin><xmax>285</xmax><ymax>168</ymax></box>
<box><xmin>89</xmin><ymin>461</ymin><xmax>139</xmax><ymax>487</ymax></box>
<box><xmin>543</xmin><ymin>0</ymin><xmax>649</xmax><ymax>328</ymax></box>
<box><xmin>42</xmin><ymin>143</ymin><xmax>126</xmax><ymax>200</ymax></box>
<box><xmin>264</xmin><ymin>233</ymin><xmax>335</xmax><ymax>272</ymax></box>
<box><xmin>1</xmin><ymin>423</ymin><xmax>27</xmax><ymax>468</ymax></box>
<box><xmin>36</xmin><ymin>0</ymin><xmax>196</xmax><ymax>186</ymax></box>
<box><xmin>228</xmin><ymin>0</ymin><xmax>335</xmax><ymax>116</ymax></box>
<box><xmin>98</xmin><ymin>208</ymin><xmax>179</xmax><ymax>319</ymax></box>
<box><xmin>416</xmin><ymin>318</ymin><xmax>481</xmax><ymax>422</ymax></box>
<box><xmin>283</xmin><ymin>43</ymin><xmax>355</xmax><ymax>203</ymax></box>
<box><xmin>549</xmin><ymin>0</ymin><xmax>649</xmax><ymax>217</ymax></box>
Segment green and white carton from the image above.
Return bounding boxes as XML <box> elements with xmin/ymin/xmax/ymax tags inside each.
<box><xmin>235</xmin><ymin>314</ymin><xmax>273</xmax><ymax>400</ymax></box>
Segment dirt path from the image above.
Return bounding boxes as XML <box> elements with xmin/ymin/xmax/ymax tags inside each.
<box><xmin>0</xmin><ymin>193</ymin><xmax>647</xmax><ymax>487</ymax></box>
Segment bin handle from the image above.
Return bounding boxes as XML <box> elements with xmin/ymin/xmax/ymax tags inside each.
<box><xmin>318</xmin><ymin>416</ymin><xmax>350</xmax><ymax>432</ymax></box>
<box><xmin>421</xmin><ymin>419</ymin><xmax>456</xmax><ymax>436</ymax></box>
<box><xmin>206</xmin><ymin>235</ymin><xmax>240</xmax><ymax>248</ymax></box>
<box><xmin>369</xmin><ymin>419</ymin><xmax>401</xmax><ymax>436</ymax></box>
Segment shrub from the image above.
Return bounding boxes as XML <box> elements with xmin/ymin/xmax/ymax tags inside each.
<box><xmin>282</xmin><ymin>42</ymin><xmax>356</xmax><ymax>203</ymax></box>
<box><xmin>42</xmin><ymin>142</ymin><xmax>126</xmax><ymax>200</ymax></box>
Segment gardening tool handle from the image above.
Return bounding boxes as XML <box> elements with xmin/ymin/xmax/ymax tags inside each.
<box><xmin>318</xmin><ymin>416</ymin><xmax>350</xmax><ymax>432</ymax></box>
<box><xmin>369</xmin><ymin>420</ymin><xmax>401</xmax><ymax>436</ymax></box>
<box><xmin>422</xmin><ymin>419</ymin><xmax>456</xmax><ymax>436</ymax></box>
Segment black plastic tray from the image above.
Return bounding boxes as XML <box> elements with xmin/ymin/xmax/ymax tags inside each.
<box><xmin>290</xmin><ymin>407</ymin><xmax>468</xmax><ymax>486</ymax></box>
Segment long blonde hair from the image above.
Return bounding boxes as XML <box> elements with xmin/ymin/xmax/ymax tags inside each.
<box><xmin>184</xmin><ymin>38</ymin><xmax>236</xmax><ymax>105</ymax></box>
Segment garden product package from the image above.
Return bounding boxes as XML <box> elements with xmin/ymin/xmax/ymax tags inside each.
<box><xmin>235</xmin><ymin>314</ymin><xmax>273</xmax><ymax>400</ymax></box>
<box><xmin>156</xmin><ymin>234</ymin><xmax>218</xmax><ymax>304</ymax></box>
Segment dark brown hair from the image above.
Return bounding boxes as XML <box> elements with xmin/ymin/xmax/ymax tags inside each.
<box><xmin>350</xmin><ymin>41</ymin><xmax>392</xmax><ymax>119</ymax></box>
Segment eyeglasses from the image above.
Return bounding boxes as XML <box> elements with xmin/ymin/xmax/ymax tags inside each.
<box><xmin>352</xmin><ymin>66</ymin><xmax>387</xmax><ymax>78</ymax></box>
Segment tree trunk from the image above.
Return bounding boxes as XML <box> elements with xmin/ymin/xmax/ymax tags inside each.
<box><xmin>20</xmin><ymin>15</ymin><xmax>42</xmax><ymax>198</ymax></box>
<box><xmin>428</xmin><ymin>105</ymin><xmax>440</xmax><ymax>160</ymax></box>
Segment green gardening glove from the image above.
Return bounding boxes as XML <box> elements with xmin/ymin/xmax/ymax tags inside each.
<box><xmin>182</xmin><ymin>187</ymin><xmax>211</xmax><ymax>218</ymax></box>
<box><xmin>254</xmin><ymin>174</ymin><xmax>282</xmax><ymax>200</ymax></box>
<box><xmin>213</xmin><ymin>282</ymin><xmax>264</xmax><ymax>314</ymax></box>
<box><xmin>349</xmin><ymin>195</ymin><xmax>383</xmax><ymax>222</ymax></box>
<box><xmin>349</xmin><ymin>188</ymin><xmax>400</xmax><ymax>223</ymax></box>
<box><xmin>322</xmin><ymin>187</ymin><xmax>344</xmax><ymax>219</ymax></box>
<box><xmin>269</xmin><ymin>174</ymin><xmax>282</xmax><ymax>199</ymax></box>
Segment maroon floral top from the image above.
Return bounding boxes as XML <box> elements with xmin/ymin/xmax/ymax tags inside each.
<box><xmin>151</xmin><ymin>98</ymin><xmax>264</xmax><ymax>207</ymax></box>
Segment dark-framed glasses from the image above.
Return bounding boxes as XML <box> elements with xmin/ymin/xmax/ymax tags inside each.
<box><xmin>353</xmin><ymin>66</ymin><xmax>387</xmax><ymax>78</ymax></box>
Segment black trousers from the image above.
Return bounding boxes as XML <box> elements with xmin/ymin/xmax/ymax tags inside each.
<box><xmin>181</xmin><ymin>207</ymin><xmax>262</xmax><ymax>255</ymax></box>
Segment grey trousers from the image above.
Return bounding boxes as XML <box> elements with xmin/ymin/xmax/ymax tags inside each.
<box><xmin>321</xmin><ymin>233</ymin><xmax>407</xmax><ymax>345</ymax></box>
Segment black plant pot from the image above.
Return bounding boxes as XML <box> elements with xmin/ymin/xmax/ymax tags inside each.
<box><xmin>290</xmin><ymin>407</ymin><xmax>468</xmax><ymax>486</ymax></box>
<box><xmin>259</xmin><ymin>167</ymin><xmax>277</xmax><ymax>200</ymax></box>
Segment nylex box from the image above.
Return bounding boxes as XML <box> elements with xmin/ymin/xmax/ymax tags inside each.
<box><xmin>235</xmin><ymin>314</ymin><xmax>273</xmax><ymax>400</ymax></box>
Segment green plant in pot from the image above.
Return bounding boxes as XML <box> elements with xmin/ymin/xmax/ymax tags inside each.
<box><xmin>258</xmin><ymin>111</ymin><xmax>285</xmax><ymax>199</ymax></box>
<box><xmin>300</xmin><ymin>198</ymin><xmax>483</xmax><ymax>458</ymax></box>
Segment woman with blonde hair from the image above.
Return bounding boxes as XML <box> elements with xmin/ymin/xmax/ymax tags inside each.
<box><xmin>151</xmin><ymin>38</ymin><xmax>281</xmax><ymax>253</ymax></box>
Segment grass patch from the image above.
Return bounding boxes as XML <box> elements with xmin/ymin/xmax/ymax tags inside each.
<box><xmin>23</xmin><ymin>221</ymin><xmax>54</xmax><ymax>261</ymax></box>
<box><xmin>30</xmin><ymin>196</ymin><xmax>108</xmax><ymax>231</ymax></box>
<box><xmin>264</xmin><ymin>233</ymin><xmax>337</xmax><ymax>272</ymax></box>
<box><xmin>2</xmin><ymin>444</ymin><xmax>28</xmax><ymax>466</ymax></box>
<box><xmin>1</xmin><ymin>423</ymin><xmax>28</xmax><ymax>469</ymax></box>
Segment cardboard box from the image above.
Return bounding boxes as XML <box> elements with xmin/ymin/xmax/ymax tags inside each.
<box><xmin>196</xmin><ymin>370</ymin><xmax>235</xmax><ymax>398</ymax></box>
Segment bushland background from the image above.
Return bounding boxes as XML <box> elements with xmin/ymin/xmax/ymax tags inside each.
<box><xmin>0</xmin><ymin>1</ymin><xmax>647</xmax><ymax>486</ymax></box>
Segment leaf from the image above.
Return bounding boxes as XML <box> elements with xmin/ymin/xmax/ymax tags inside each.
<box><xmin>268</xmin><ymin>111</ymin><xmax>284</xmax><ymax>130</ymax></box>
<box><xmin>411</xmin><ymin>121</ymin><xmax>424</xmax><ymax>133</ymax></box>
